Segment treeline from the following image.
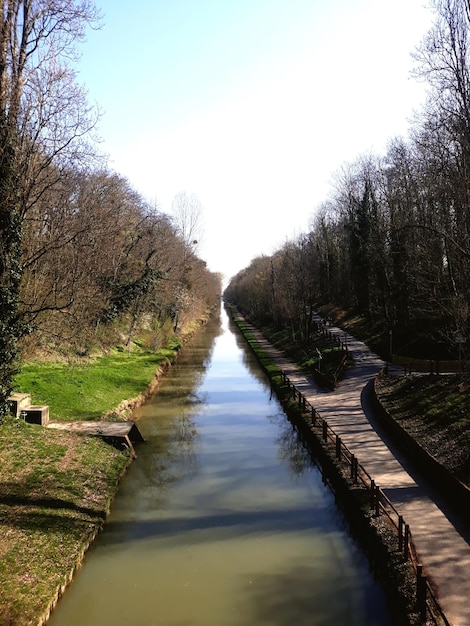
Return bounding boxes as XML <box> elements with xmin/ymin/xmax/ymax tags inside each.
<box><xmin>22</xmin><ymin>171</ymin><xmax>221</xmax><ymax>351</ymax></box>
<box><xmin>0</xmin><ymin>2</ymin><xmax>221</xmax><ymax>414</ymax></box>
<box><xmin>226</xmin><ymin>0</ymin><xmax>470</xmax><ymax>360</ymax></box>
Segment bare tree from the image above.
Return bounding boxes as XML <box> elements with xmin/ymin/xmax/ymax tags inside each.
<box><xmin>171</xmin><ymin>191</ymin><xmax>204</xmax><ymax>254</ymax></box>
<box><xmin>0</xmin><ymin>0</ymin><xmax>99</xmax><ymax>413</ymax></box>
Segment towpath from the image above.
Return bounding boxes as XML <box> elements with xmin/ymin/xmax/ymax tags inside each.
<box><xmin>242</xmin><ymin>317</ymin><xmax>470</xmax><ymax>626</ymax></box>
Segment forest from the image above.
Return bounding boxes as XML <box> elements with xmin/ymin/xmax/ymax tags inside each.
<box><xmin>0</xmin><ymin>1</ymin><xmax>221</xmax><ymax>416</ymax></box>
<box><xmin>225</xmin><ymin>0</ymin><xmax>470</xmax><ymax>362</ymax></box>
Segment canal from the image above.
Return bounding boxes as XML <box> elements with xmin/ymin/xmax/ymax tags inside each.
<box><xmin>48</xmin><ymin>307</ymin><xmax>391</xmax><ymax>626</ymax></box>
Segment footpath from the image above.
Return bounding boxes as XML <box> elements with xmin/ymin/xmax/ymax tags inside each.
<box><xmin>243</xmin><ymin>317</ymin><xmax>470</xmax><ymax>626</ymax></box>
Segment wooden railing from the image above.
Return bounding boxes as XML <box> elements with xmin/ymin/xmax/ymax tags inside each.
<box><xmin>280</xmin><ymin>370</ymin><xmax>450</xmax><ymax>626</ymax></box>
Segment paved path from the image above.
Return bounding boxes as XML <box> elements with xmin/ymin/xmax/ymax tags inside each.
<box><xmin>245</xmin><ymin>317</ymin><xmax>470</xmax><ymax>626</ymax></box>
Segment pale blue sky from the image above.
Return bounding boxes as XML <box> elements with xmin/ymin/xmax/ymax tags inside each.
<box><xmin>78</xmin><ymin>0</ymin><xmax>433</xmax><ymax>282</ymax></box>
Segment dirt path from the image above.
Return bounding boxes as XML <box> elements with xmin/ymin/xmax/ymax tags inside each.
<box><xmin>244</xmin><ymin>317</ymin><xmax>470</xmax><ymax>626</ymax></box>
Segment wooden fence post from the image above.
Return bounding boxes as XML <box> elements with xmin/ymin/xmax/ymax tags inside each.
<box><xmin>335</xmin><ymin>435</ymin><xmax>341</xmax><ymax>459</ymax></box>
<box><xmin>404</xmin><ymin>524</ymin><xmax>410</xmax><ymax>560</ymax></box>
<box><xmin>416</xmin><ymin>564</ymin><xmax>427</xmax><ymax>622</ymax></box>
<box><xmin>322</xmin><ymin>419</ymin><xmax>328</xmax><ymax>442</ymax></box>
<box><xmin>398</xmin><ymin>515</ymin><xmax>404</xmax><ymax>552</ymax></box>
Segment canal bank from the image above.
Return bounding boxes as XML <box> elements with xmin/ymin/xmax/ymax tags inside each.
<box><xmin>229</xmin><ymin>308</ymin><xmax>464</xmax><ymax>626</ymax></box>
<box><xmin>0</xmin><ymin>315</ymin><xmax>212</xmax><ymax>626</ymax></box>
<box><xmin>35</xmin><ymin>320</ymin><xmax>213</xmax><ymax>626</ymax></box>
<box><xmin>46</xmin><ymin>305</ymin><xmax>392</xmax><ymax>626</ymax></box>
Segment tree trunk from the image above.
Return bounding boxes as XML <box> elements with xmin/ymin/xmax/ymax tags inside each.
<box><xmin>0</xmin><ymin>121</ymin><xmax>23</xmax><ymax>413</ymax></box>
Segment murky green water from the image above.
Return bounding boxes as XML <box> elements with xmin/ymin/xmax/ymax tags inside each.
<box><xmin>48</xmin><ymin>307</ymin><xmax>390</xmax><ymax>626</ymax></box>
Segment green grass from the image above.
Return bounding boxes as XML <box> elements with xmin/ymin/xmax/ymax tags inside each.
<box><xmin>376</xmin><ymin>374</ymin><xmax>470</xmax><ymax>485</ymax></box>
<box><xmin>234</xmin><ymin>320</ymin><xmax>284</xmax><ymax>383</ymax></box>
<box><xmin>257</xmin><ymin>324</ymin><xmax>348</xmax><ymax>383</ymax></box>
<box><xmin>0</xmin><ymin>418</ymin><xmax>130</xmax><ymax>625</ymax></box>
<box><xmin>13</xmin><ymin>345</ymin><xmax>179</xmax><ymax>422</ymax></box>
<box><xmin>384</xmin><ymin>376</ymin><xmax>468</xmax><ymax>426</ymax></box>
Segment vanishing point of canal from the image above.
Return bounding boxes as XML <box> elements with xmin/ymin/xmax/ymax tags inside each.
<box><xmin>48</xmin><ymin>307</ymin><xmax>391</xmax><ymax>626</ymax></box>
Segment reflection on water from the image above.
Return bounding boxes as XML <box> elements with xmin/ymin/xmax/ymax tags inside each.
<box><xmin>48</xmin><ymin>307</ymin><xmax>390</xmax><ymax>626</ymax></box>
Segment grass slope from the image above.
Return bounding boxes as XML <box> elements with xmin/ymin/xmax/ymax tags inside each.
<box><xmin>376</xmin><ymin>374</ymin><xmax>470</xmax><ymax>486</ymax></box>
<box><xmin>1</xmin><ymin>339</ymin><xmax>183</xmax><ymax>624</ymax></box>
<box><xmin>0</xmin><ymin>419</ymin><xmax>129</xmax><ymax>625</ymax></box>
<box><xmin>14</xmin><ymin>346</ymin><xmax>178</xmax><ymax>422</ymax></box>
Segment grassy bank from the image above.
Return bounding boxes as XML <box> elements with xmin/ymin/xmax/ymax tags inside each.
<box><xmin>0</xmin><ymin>334</ymin><xmax>188</xmax><ymax>625</ymax></box>
<box><xmin>376</xmin><ymin>373</ymin><xmax>470</xmax><ymax>487</ymax></box>
<box><xmin>14</xmin><ymin>341</ymin><xmax>181</xmax><ymax>422</ymax></box>
<box><xmin>0</xmin><ymin>418</ymin><xmax>130</xmax><ymax>625</ymax></box>
<box><xmin>256</xmin><ymin>324</ymin><xmax>348</xmax><ymax>383</ymax></box>
<box><xmin>233</xmin><ymin>318</ymin><xmax>284</xmax><ymax>382</ymax></box>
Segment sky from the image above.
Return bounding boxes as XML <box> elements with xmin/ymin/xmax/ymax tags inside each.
<box><xmin>77</xmin><ymin>0</ymin><xmax>434</xmax><ymax>284</ymax></box>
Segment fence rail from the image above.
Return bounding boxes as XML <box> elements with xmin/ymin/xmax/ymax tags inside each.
<box><xmin>280</xmin><ymin>369</ymin><xmax>450</xmax><ymax>626</ymax></box>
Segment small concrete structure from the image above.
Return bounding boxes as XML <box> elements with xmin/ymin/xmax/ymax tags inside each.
<box><xmin>8</xmin><ymin>391</ymin><xmax>144</xmax><ymax>456</ymax></box>
<box><xmin>8</xmin><ymin>393</ymin><xmax>49</xmax><ymax>425</ymax></box>
<box><xmin>23</xmin><ymin>405</ymin><xmax>50</xmax><ymax>426</ymax></box>
<box><xmin>9</xmin><ymin>393</ymin><xmax>32</xmax><ymax>417</ymax></box>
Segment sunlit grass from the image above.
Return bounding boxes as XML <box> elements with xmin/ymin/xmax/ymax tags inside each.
<box><xmin>0</xmin><ymin>418</ymin><xmax>130</xmax><ymax>625</ymax></box>
<box><xmin>234</xmin><ymin>322</ymin><xmax>284</xmax><ymax>383</ymax></box>
<box><xmin>14</xmin><ymin>346</ymin><xmax>178</xmax><ymax>422</ymax></box>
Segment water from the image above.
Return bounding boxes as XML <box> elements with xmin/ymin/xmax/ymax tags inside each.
<box><xmin>48</xmin><ymin>307</ymin><xmax>391</xmax><ymax>626</ymax></box>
